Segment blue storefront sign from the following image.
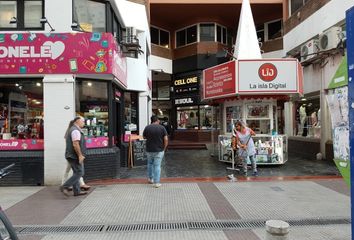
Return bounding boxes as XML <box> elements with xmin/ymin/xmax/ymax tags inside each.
<box><xmin>346</xmin><ymin>6</ymin><xmax>354</xmax><ymax>239</ymax></box>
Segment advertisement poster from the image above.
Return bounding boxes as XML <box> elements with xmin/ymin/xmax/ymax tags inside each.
<box><xmin>326</xmin><ymin>86</ymin><xmax>350</xmax><ymax>185</ymax></box>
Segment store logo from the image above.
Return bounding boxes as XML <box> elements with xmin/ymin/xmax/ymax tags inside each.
<box><xmin>258</xmin><ymin>63</ymin><xmax>277</xmax><ymax>82</ymax></box>
<box><xmin>0</xmin><ymin>41</ymin><xmax>65</xmax><ymax>60</ymax></box>
<box><xmin>175</xmin><ymin>98</ymin><xmax>194</xmax><ymax>105</ymax></box>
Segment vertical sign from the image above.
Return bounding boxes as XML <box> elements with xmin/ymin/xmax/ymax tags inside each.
<box><xmin>345</xmin><ymin>6</ymin><xmax>354</xmax><ymax>239</ymax></box>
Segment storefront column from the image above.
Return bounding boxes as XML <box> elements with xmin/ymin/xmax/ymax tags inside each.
<box><xmin>139</xmin><ymin>92</ymin><xmax>150</xmax><ymax>135</ymax></box>
<box><xmin>284</xmin><ymin>102</ymin><xmax>294</xmax><ymax>136</ymax></box>
<box><xmin>320</xmin><ymin>90</ymin><xmax>331</xmax><ymax>159</ymax></box>
<box><xmin>43</xmin><ymin>75</ymin><xmax>75</xmax><ymax>185</ymax></box>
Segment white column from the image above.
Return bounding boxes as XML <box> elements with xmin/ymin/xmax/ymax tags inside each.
<box><xmin>43</xmin><ymin>75</ymin><xmax>75</xmax><ymax>185</ymax></box>
<box><xmin>138</xmin><ymin>92</ymin><xmax>150</xmax><ymax>135</ymax></box>
<box><xmin>284</xmin><ymin>102</ymin><xmax>294</xmax><ymax>137</ymax></box>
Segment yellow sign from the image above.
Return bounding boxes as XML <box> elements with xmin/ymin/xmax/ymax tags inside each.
<box><xmin>174</xmin><ymin>76</ymin><xmax>198</xmax><ymax>86</ymax></box>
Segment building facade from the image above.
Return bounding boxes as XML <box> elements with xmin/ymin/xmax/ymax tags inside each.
<box><xmin>0</xmin><ymin>0</ymin><xmax>151</xmax><ymax>185</ymax></box>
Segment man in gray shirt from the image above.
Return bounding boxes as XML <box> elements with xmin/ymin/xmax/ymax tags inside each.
<box><xmin>143</xmin><ymin>115</ymin><xmax>168</xmax><ymax>188</ymax></box>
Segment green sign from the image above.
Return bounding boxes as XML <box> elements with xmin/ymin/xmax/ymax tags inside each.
<box><xmin>328</xmin><ymin>56</ymin><xmax>348</xmax><ymax>89</ymax></box>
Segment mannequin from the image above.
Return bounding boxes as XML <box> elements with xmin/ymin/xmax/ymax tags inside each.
<box><xmin>311</xmin><ymin>111</ymin><xmax>318</xmax><ymax>127</ymax></box>
<box><xmin>298</xmin><ymin>104</ymin><xmax>307</xmax><ymax>136</ymax></box>
<box><xmin>317</xmin><ymin>108</ymin><xmax>321</xmax><ymax>127</ymax></box>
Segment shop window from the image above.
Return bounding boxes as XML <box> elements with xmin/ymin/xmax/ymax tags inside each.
<box><xmin>0</xmin><ymin>80</ymin><xmax>44</xmax><ymax>141</ymax></box>
<box><xmin>177</xmin><ymin>106</ymin><xmax>199</xmax><ymax>129</ymax></box>
<box><xmin>200</xmin><ymin>105</ymin><xmax>217</xmax><ymax>129</ymax></box>
<box><xmin>151</xmin><ymin>26</ymin><xmax>170</xmax><ymax>48</ymax></box>
<box><xmin>246</xmin><ymin>103</ymin><xmax>271</xmax><ymax>134</ymax></box>
<box><xmin>295</xmin><ymin>97</ymin><xmax>320</xmax><ymax>138</ymax></box>
<box><xmin>200</xmin><ymin>23</ymin><xmax>215</xmax><ymax>42</ymax></box>
<box><xmin>226</xmin><ymin>106</ymin><xmax>243</xmax><ymax>133</ymax></box>
<box><xmin>76</xmin><ymin>80</ymin><xmax>109</xmax><ymax>143</ymax></box>
<box><xmin>73</xmin><ymin>0</ymin><xmax>106</xmax><ymax>32</ymax></box>
<box><xmin>124</xmin><ymin>92</ymin><xmax>138</xmax><ymax>132</ymax></box>
<box><xmin>0</xmin><ymin>0</ymin><xmax>43</xmax><ymax>30</ymax></box>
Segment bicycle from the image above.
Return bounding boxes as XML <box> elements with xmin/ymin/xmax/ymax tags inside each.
<box><xmin>0</xmin><ymin>163</ymin><xmax>19</xmax><ymax>240</ymax></box>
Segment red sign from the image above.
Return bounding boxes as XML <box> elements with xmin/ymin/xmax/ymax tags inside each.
<box><xmin>0</xmin><ymin>139</ymin><xmax>44</xmax><ymax>150</ymax></box>
<box><xmin>258</xmin><ymin>63</ymin><xmax>277</xmax><ymax>82</ymax></box>
<box><xmin>203</xmin><ymin>60</ymin><xmax>236</xmax><ymax>100</ymax></box>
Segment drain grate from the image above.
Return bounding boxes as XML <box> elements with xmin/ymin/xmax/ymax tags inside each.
<box><xmin>19</xmin><ymin>225</ymin><xmax>104</xmax><ymax>234</ymax></box>
<box><xmin>15</xmin><ymin>218</ymin><xmax>351</xmax><ymax>235</ymax></box>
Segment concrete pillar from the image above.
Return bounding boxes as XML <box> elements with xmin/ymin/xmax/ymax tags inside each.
<box><xmin>284</xmin><ymin>102</ymin><xmax>294</xmax><ymax>136</ymax></box>
<box><xmin>43</xmin><ymin>75</ymin><xmax>75</xmax><ymax>185</ymax></box>
<box><xmin>138</xmin><ymin>92</ymin><xmax>149</xmax><ymax>135</ymax></box>
<box><xmin>265</xmin><ymin>220</ymin><xmax>289</xmax><ymax>240</ymax></box>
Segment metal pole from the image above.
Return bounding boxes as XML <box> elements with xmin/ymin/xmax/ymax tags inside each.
<box><xmin>345</xmin><ymin>6</ymin><xmax>354</xmax><ymax>240</ymax></box>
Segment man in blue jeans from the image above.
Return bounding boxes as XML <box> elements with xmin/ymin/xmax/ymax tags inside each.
<box><xmin>143</xmin><ymin>115</ymin><xmax>168</xmax><ymax>188</ymax></box>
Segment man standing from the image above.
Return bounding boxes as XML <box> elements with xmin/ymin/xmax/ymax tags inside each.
<box><xmin>143</xmin><ymin>115</ymin><xmax>168</xmax><ymax>188</ymax></box>
<box><xmin>60</xmin><ymin>116</ymin><xmax>88</xmax><ymax>196</ymax></box>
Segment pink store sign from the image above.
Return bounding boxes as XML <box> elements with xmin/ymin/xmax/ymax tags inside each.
<box><xmin>85</xmin><ymin>136</ymin><xmax>109</xmax><ymax>149</ymax></box>
<box><xmin>0</xmin><ymin>139</ymin><xmax>44</xmax><ymax>150</ymax></box>
<box><xmin>0</xmin><ymin>32</ymin><xmax>127</xmax><ymax>87</ymax></box>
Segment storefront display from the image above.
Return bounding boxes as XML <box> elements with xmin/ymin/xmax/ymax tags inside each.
<box><xmin>295</xmin><ymin>97</ymin><xmax>320</xmax><ymax>138</ymax></box>
<box><xmin>218</xmin><ymin>134</ymin><xmax>287</xmax><ymax>166</ymax></box>
<box><xmin>0</xmin><ymin>80</ymin><xmax>44</xmax><ymax>150</ymax></box>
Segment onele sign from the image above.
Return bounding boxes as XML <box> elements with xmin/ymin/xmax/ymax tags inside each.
<box><xmin>0</xmin><ymin>32</ymin><xmax>127</xmax><ymax>87</ymax></box>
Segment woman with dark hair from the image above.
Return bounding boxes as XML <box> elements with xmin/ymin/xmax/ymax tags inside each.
<box><xmin>234</xmin><ymin>120</ymin><xmax>258</xmax><ymax>177</ymax></box>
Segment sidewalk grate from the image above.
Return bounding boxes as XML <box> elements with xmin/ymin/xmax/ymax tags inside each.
<box><xmin>15</xmin><ymin>218</ymin><xmax>351</xmax><ymax>235</ymax></box>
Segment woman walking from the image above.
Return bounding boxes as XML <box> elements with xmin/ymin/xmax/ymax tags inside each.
<box><xmin>233</xmin><ymin>120</ymin><xmax>258</xmax><ymax>177</ymax></box>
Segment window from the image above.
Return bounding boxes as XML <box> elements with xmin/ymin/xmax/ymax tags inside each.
<box><xmin>124</xmin><ymin>92</ymin><xmax>138</xmax><ymax>132</ymax></box>
<box><xmin>290</xmin><ymin>0</ymin><xmax>310</xmax><ymax>15</ymax></box>
<box><xmin>217</xmin><ymin>25</ymin><xmax>227</xmax><ymax>44</ymax></box>
<box><xmin>0</xmin><ymin>80</ymin><xmax>44</xmax><ymax>142</ymax></box>
<box><xmin>0</xmin><ymin>0</ymin><xmax>43</xmax><ymax>30</ymax></box>
<box><xmin>256</xmin><ymin>19</ymin><xmax>282</xmax><ymax>42</ymax></box>
<box><xmin>73</xmin><ymin>0</ymin><xmax>106</xmax><ymax>32</ymax></box>
<box><xmin>200</xmin><ymin>23</ymin><xmax>215</xmax><ymax>42</ymax></box>
<box><xmin>150</xmin><ymin>26</ymin><xmax>170</xmax><ymax>48</ymax></box>
<box><xmin>176</xmin><ymin>25</ymin><xmax>197</xmax><ymax>48</ymax></box>
<box><xmin>76</xmin><ymin>80</ymin><xmax>109</xmax><ymax>142</ymax></box>
<box><xmin>267</xmin><ymin>20</ymin><xmax>282</xmax><ymax>40</ymax></box>
<box><xmin>152</xmin><ymin>81</ymin><xmax>170</xmax><ymax>100</ymax></box>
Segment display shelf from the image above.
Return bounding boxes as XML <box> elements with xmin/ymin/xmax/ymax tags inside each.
<box><xmin>218</xmin><ymin>134</ymin><xmax>287</xmax><ymax>167</ymax></box>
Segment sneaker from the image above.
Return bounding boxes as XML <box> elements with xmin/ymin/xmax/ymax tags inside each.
<box><xmin>252</xmin><ymin>172</ymin><xmax>258</xmax><ymax>177</ymax></box>
<box><xmin>227</xmin><ymin>174</ymin><xmax>234</xmax><ymax>179</ymax></box>
<box><xmin>153</xmin><ymin>183</ymin><xmax>161</xmax><ymax>188</ymax></box>
<box><xmin>59</xmin><ymin>186</ymin><xmax>70</xmax><ymax>197</ymax></box>
<box><xmin>148</xmin><ymin>178</ymin><xmax>154</xmax><ymax>184</ymax></box>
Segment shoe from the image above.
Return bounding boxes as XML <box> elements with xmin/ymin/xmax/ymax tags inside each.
<box><xmin>227</xmin><ymin>174</ymin><xmax>234</xmax><ymax>179</ymax></box>
<box><xmin>252</xmin><ymin>172</ymin><xmax>258</xmax><ymax>177</ymax></box>
<box><xmin>148</xmin><ymin>178</ymin><xmax>154</xmax><ymax>184</ymax></box>
<box><xmin>153</xmin><ymin>183</ymin><xmax>161</xmax><ymax>188</ymax></box>
<box><xmin>74</xmin><ymin>191</ymin><xmax>88</xmax><ymax>196</ymax></box>
<box><xmin>80</xmin><ymin>185</ymin><xmax>91</xmax><ymax>191</ymax></box>
<box><xmin>59</xmin><ymin>186</ymin><xmax>70</xmax><ymax>197</ymax></box>
<box><xmin>67</xmin><ymin>187</ymin><xmax>73</xmax><ymax>191</ymax></box>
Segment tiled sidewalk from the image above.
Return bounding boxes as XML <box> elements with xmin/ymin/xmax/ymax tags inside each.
<box><xmin>0</xmin><ymin>178</ymin><xmax>351</xmax><ymax>240</ymax></box>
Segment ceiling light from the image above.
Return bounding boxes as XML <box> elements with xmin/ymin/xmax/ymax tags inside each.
<box><xmin>36</xmin><ymin>82</ymin><xmax>41</xmax><ymax>87</ymax></box>
<box><xmin>87</xmin><ymin>82</ymin><xmax>92</xmax><ymax>87</ymax></box>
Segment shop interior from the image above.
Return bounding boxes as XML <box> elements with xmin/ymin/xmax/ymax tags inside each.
<box><xmin>295</xmin><ymin>97</ymin><xmax>320</xmax><ymax>138</ymax></box>
<box><xmin>176</xmin><ymin>105</ymin><xmax>219</xmax><ymax>130</ymax></box>
<box><xmin>0</xmin><ymin>80</ymin><xmax>43</xmax><ymax>140</ymax></box>
<box><xmin>76</xmin><ymin>80</ymin><xmax>109</xmax><ymax>138</ymax></box>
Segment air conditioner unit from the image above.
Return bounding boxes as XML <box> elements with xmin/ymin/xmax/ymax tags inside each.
<box><xmin>300</xmin><ymin>39</ymin><xmax>319</xmax><ymax>62</ymax></box>
<box><xmin>124</xmin><ymin>27</ymin><xmax>137</xmax><ymax>44</ymax></box>
<box><xmin>319</xmin><ymin>26</ymin><xmax>342</xmax><ymax>51</ymax></box>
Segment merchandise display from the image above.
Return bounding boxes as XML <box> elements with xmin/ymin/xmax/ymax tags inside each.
<box><xmin>218</xmin><ymin>134</ymin><xmax>287</xmax><ymax>166</ymax></box>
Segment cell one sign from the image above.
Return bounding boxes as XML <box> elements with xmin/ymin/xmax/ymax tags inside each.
<box><xmin>202</xmin><ymin>59</ymin><xmax>303</xmax><ymax>100</ymax></box>
<box><xmin>0</xmin><ymin>32</ymin><xmax>127</xmax><ymax>87</ymax></box>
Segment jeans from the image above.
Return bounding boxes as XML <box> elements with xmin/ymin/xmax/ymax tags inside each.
<box><xmin>62</xmin><ymin>158</ymin><xmax>84</xmax><ymax>195</ymax></box>
<box><xmin>146</xmin><ymin>151</ymin><xmax>164</xmax><ymax>184</ymax></box>
<box><xmin>242</xmin><ymin>155</ymin><xmax>257</xmax><ymax>173</ymax></box>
